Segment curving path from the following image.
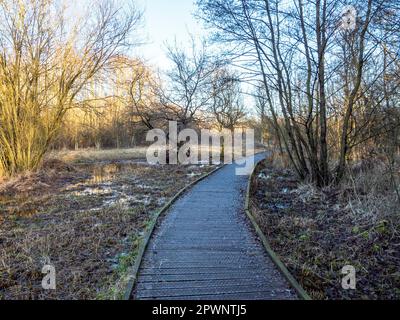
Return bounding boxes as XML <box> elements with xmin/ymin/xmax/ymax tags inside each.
<box><xmin>133</xmin><ymin>154</ymin><xmax>297</xmax><ymax>300</ymax></box>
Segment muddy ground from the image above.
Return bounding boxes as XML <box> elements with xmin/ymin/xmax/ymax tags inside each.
<box><xmin>0</xmin><ymin>158</ymin><xmax>216</xmax><ymax>300</ymax></box>
<box><xmin>250</xmin><ymin>160</ymin><xmax>400</xmax><ymax>300</ymax></box>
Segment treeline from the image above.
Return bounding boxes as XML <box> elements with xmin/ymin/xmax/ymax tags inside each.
<box><xmin>2</xmin><ymin>0</ymin><xmax>399</xmax><ymax>185</ymax></box>
<box><xmin>52</xmin><ymin>44</ymin><xmax>252</xmax><ymax>150</ymax></box>
<box><xmin>197</xmin><ymin>0</ymin><xmax>400</xmax><ymax>186</ymax></box>
<box><xmin>0</xmin><ymin>0</ymin><xmax>250</xmax><ymax>177</ymax></box>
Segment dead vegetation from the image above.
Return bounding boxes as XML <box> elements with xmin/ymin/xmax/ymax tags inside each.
<box><xmin>250</xmin><ymin>156</ymin><xmax>400</xmax><ymax>300</ymax></box>
<box><xmin>0</xmin><ymin>159</ymin><xmax>86</xmax><ymax>198</ymax></box>
<box><xmin>48</xmin><ymin>148</ymin><xmax>149</xmax><ymax>165</ymax></box>
<box><xmin>0</xmin><ymin>157</ymin><xmax>215</xmax><ymax>300</ymax></box>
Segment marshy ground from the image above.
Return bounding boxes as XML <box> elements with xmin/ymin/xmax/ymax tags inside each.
<box><xmin>250</xmin><ymin>158</ymin><xmax>400</xmax><ymax>300</ymax></box>
<box><xmin>0</xmin><ymin>149</ymin><xmax>216</xmax><ymax>299</ymax></box>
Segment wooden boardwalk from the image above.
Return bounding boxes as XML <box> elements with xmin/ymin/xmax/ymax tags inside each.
<box><xmin>133</xmin><ymin>154</ymin><xmax>297</xmax><ymax>300</ymax></box>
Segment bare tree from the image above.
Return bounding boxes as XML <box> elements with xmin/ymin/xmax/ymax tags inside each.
<box><xmin>197</xmin><ymin>0</ymin><xmax>400</xmax><ymax>186</ymax></box>
<box><xmin>0</xmin><ymin>0</ymin><xmax>142</xmax><ymax>176</ymax></box>
<box><xmin>160</xmin><ymin>38</ymin><xmax>220</xmax><ymax>131</ymax></box>
<box><xmin>118</xmin><ymin>58</ymin><xmax>165</xmax><ymax>131</ymax></box>
<box><xmin>211</xmin><ymin>68</ymin><xmax>246</xmax><ymax>132</ymax></box>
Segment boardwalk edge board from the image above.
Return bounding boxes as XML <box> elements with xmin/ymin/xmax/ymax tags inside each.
<box><xmin>245</xmin><ymin>161</ymin><xmax>312</xmax><ymax>301</ymax></box>
<box><xmin>124</xmin><ymin>164</ymin><xmax>226</xmax><ymax>300</ymax></box>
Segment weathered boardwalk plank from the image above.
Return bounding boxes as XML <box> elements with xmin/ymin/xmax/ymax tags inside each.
<box><xmin>133</xmin><ymin>154</ymin><xmax>296</xmax><ymax>300</ymax></box>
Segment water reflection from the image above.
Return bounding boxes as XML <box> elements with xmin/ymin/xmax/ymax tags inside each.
<box><xmin>76</xmin><ymin>161</ymin><xmax>148</xmax><ymax>184</ymax></box>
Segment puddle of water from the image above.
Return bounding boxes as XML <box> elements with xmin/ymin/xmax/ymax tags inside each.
<box><xmin>76</xmin><ymin>161</ymin><xmax>149</xmax><ymax>184</ymax></box>
<box><xmin>64</xmin><ymin>161</ymin><xmax>159</xmax><ymax>211</ymax></box>
<box><xmin>73</xmin><ymin>187</ymin><xmax>114</xmax><ymax>196</ymax></box>
<box><xmin>67</xmin><ymin>161</ymin><xmax>212</xmax><ymax>212</ymax></box>
<box><xmin>130</xmin><ymin>195</ymin><xmax>151</xmax><ymax>206</ymax></box>
<box><xmin>275</xmin><ymin>203</ymin><xmax>289</xmax><ymax>210</ymax></box>
<box><xmin>263</xmin><ymin>203</ymin><xmax>290</xmax><ymax>211</ymax></box>
<box><xmin>89</xmin><ymin>164</ymin><xmax>124</xmax><ymax>184</ymax></box>
<box><xmin>258</xmin><ymin>173</ymin><xmax>271</xmax><ymax>180</ymax></box>
<box><xmin>103</xmin><ymin>196</ymin><xmax>128</xmax><ymax>208</ymax></box>
<box><xmin>157</xmin><ymin>197</ymin><xmax>166</xmax><ymax>206</ymax></box>
<box><xmin>187</xmin><ymin>172</ymin><xmax>202</xmax><ymax>178</ymax></box>
<box><xmin>135</xmin><ymin>184</ymin><xmax>153</xmax><ymax>190</ymax></box>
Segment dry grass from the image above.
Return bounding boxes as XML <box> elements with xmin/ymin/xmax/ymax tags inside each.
<box><xmin>0</xmin><ymin>154</ymin><xmax>216</xmax><ymax>300</ymax></box>
<box><xmin>250</xmin><ymin>157</ymin><xmax>400</xmax><ymax>300</ymax></box>
<box><xmin>1</xmin><ymin>205</ymin><xmax>145</xmax><ymax>299</ymax></box>
<box><xmin>47</xmin><ymin>148</ymin><xmax>149</xmax><ymax>164</ymax></box>
<box><xmin>49</xmin><ymin>145</ymin><xmax>267</xmax><ymax>165</ymax></box>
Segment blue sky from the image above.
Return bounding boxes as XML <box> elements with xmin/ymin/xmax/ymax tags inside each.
<box><xmin>131</xmin><ymin>0</ymin><xmax>256</xmax><ymax>112</ymax></box>
<box><xmin>134</xmin><ymin>0</ymin><xmax>207</xmax><ymax>70</ymax></box>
